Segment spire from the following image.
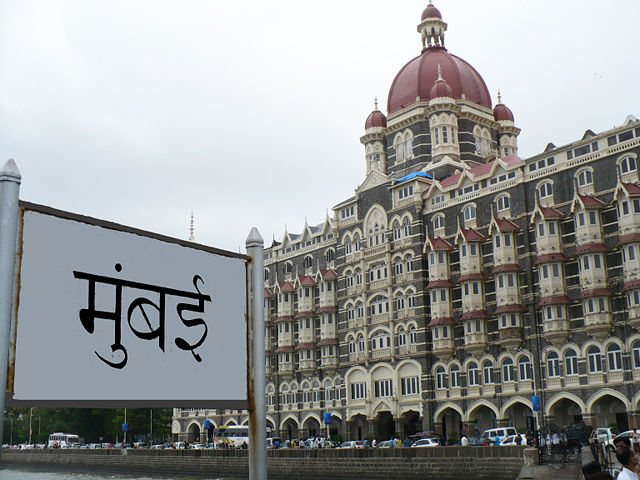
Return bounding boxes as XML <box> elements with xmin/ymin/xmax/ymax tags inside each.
<box><xmin>437</xmin><ymin>64</ymin><xmax>443</xmax><ymax>81</ymax></box>
<box><xmin>189</xmin><ymin>211</ymin><xmax>195</xmax><ymax>242</ymax></box>
<box><xmin>497</xmin><ymin>90</ymin><xmax>502</xmax><ymax>104</ymax></box>
<box><xmin>374</xmin><ymin>97</ymin><xmax>378</xmax><ymax>110</ymax></box>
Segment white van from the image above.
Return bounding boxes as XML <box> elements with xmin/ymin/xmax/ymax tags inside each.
<box><xmin>482</xmin><ymin>427</ymin><xmax>518</xmax><ymax>444</ymax></box>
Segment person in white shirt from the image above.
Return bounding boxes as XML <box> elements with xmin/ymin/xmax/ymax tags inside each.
<box><xmin>616</xmin><ymin>446</ymin><xmax>639</xmax><ymax>480</ymax></box>
<box><xmin>460</xmin><ymin>434</ymin><xmax>469</xmax><ymax>446</ymax></box>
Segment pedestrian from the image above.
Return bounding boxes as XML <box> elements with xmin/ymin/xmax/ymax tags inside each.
<box><xmin>494</xmin><ymin>435</ymin><xmax>500</xmax><ymax>446</ymax></box>
<box><xmin>371</xmin><ymin>438</ymin><xmax>377</xmax><ymax>448</ymax></box>
<box><xmin>460</xmin><ymin>434</ymin><xmax>468</xmax><ymax>447</ymax></box>
<box><xmin>363</xmin><ymin>438</ymin><xmax>369</xmax><ymax>448</ymax></box>
<box><xmin>633</xmin><ymin>431</ymin><xmax>640</xmax><ymax>454</ymax></box>
<box><xmin>615</xmin><ymin>446</ymin><xmax>639</xmax><ymax>480</ymax></box>
<box><xmin>241</xmin><ymin>441</ymin><xmax>248</xmax><ymax>450</ymax></box>
<box><xmin>526</xmin><ymin>429</ymin><xmax>534</xmax><ymax>447</ymax></box>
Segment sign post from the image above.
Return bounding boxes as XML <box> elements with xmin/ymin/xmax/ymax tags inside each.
<box><xmin>246</xmin><ymin>228</ymin><xmax>266</xmax><ymax>480</ymax></box>
<box><xmin>0</xmin><ymin>159</ymin><xmax>21</xmax><ymax>448</ymax></box>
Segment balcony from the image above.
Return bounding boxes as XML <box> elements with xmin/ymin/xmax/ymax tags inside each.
<box><xmin>432</xmin><ymin>338</ymin><xmax>454</xmax><ymax>362</ymax></box>
<box><xmin>346</xmin><ymin>285</ymin><xmax>364</xmax><ymax>296</ymax></box>
<box><xmin>398</xmin><ymin>344</ymin><xmax>418</xmax><ymax>356</ymax></box>
<box><xmin>564</xmin><ymin>375</ymin><xmax>580</xmax><ymax>386</ymax></box>
<box><xmin>584</xmin><ymin>312</ymin><xmax>612</xmax><ymax>342</ymax></box>
<box><xmin>370</xmin><ymin>313</ymin><xmax>390</xmax><ymax>325</ymax></box>
<box><xmin>587</xmin><ymin>373</ymin><xmax>605</xmax><ymax>384</ymax></box>
<box><xmin>467</xmin><ymin>386</ymin><xmax>481</xmax><ymax>397</ymax></box>
<box><xmin>369</xmin><ymin>279</ymin><xmax>389</xmax><ymax>291</ymax></box>
<box><xmin>546</xmin><ymin>377</ymin><xmax>562</xmax><ymax>389</ymax></box>
<box><xmin>607</xmin><ymin>371</ymin><xmax>624</xmax><ymax>384</ymax></box>
<box><xmin>518</xmin><ymin>380</ymin><xmax>533</xmax><ymax>392</ymax></box>
<box><xmin>435</xmin><ymin>389</ymin><xmax>447</xmax><ymax>400</ymax></box>
<box><xmin>370</xmin><ymin>348</ymin><xmax>391</xmax><ymax>359</ymax></box>
<box><xmin>482</xmin><ymin>384</ymin><xmax>495</xmax><ymax>397</ymax></box>
<box><xmin>364</xmin><ymin>243</ymin><xmax>389</xmax><ymax>257</ymax></box>
<box><xmin>349</xmin><ymin>353</ymin><xmax>367</xmax><ymax>363</ymax></box>
<box><xmin>543</xmin><ymin>319</ymin><xmax>569</xmax><ymax>347</ymax></box>
<box><xmin>464</xmin><ymin>333</ymin><xmax>487</xmax><ymax>357</ymax></box>
<box><xmin>498</xmin><ymin>327</ymin><xmax>523</xmax><ymax>350</ymax></box>
<box><xmin>502</xmin><ymin>382</ymin><xmax>516</xmax><ymax>394</ymax></box>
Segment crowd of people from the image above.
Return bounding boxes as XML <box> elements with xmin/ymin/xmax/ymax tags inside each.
<box><xmin>584</xmin><ymin>432</ymin><xmax>640</xmax><ymax>480</ymax></box>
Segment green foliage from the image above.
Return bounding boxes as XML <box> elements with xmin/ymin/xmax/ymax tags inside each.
<box><xmin>447</xmin><ymin>430</ymin><xmax>459</xmax><ymax>445</ymax></box>
<box><xmin>3</xmin><ymin>408</ymin><xmax>173</xmax><ymax>445</ymax></box>
<box><xmin>331</xmin><ymin>433</ymin><xmax>343</xmax><ymax>445</ymax></box>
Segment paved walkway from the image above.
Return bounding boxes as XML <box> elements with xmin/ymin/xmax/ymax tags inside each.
<box><xmin>517</xmin><ymin>463</ymin><xmax>581</xmax><ymax>480</ymax></box>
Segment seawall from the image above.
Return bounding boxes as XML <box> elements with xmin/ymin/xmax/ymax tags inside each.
<box><xmin>0</xmin><ymin>446</ymin><xmax>526</xmax><ymax>480</ymax></box>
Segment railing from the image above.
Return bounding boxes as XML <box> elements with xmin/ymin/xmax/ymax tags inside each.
<box><xmin>371</xmin><ymin>348</ymin><xmax>391</xmax><ymax>359</ymax></box>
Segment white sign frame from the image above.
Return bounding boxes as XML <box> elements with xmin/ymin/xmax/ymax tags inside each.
<box><xmin>6</xmin><ymin>202</ymin><xmax>248</xmax><ymax>408</ymax></box>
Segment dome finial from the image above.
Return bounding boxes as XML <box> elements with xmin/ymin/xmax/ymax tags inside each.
<box><xmin>189</xmin><ymin>210</ymin><xmax>195</xmax><ymax>242</ymax></box>
<box><xmin>419</xmin><ymin>1</ymin><xmax>446</xmax><ymax>49</ymax></box>
<box><xmin>497</xmin><ymin>89</ymin><xmax>502</xmax><ymax>104</ymax></box>
<box><xmin>374</xmin><ymin>97</ymin><xmax>378</xmax><ymax>110</ymax></box>
<box><xmin>437</xmin><ymin>64</ymin><xmax>443</xmax><ymax>82</ymax></box>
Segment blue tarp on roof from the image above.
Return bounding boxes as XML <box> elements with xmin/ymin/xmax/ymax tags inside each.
<box><xmin>396</xmin><ymin>171</ymin><xmax>433</xmax><ymax>183</ymax></box>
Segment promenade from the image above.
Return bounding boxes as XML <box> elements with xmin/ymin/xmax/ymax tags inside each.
<box><xmin>1</xmin><ymin>446</ymin><xmax>526</xmax><ymax>480</ymax></box>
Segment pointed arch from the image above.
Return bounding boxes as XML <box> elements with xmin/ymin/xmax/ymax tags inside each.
<box><xmin>545</xmin><ymin>392</ymin><xmax>586</xmax><ymax>417</ymax></box>
<box><xmin>434</xmin><ymin>402</ymin><xmax>464</xmax><ymax>423</ymax></box>
<box><xmin>586</xmin><ymin>388</ymin><xmax>631</xmax><ymax>413</ymax></box>
<box><xmin>500</xmin><ymin>396</ymin><xmax>533</xmax><ymax>419</ymax></box>
<box><xmin>464</xmin><ymin>399</ymin><xmax>500</xmax><ymax>422</ymax></box>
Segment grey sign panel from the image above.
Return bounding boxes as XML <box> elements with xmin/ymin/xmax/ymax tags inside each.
<box><xmin>10</xmin><ymin>204</ymin><xmax>247</xmax><ymax>407</ymax></box>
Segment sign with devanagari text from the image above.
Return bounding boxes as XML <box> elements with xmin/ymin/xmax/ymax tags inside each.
<box><xmin>9</xmin><ymin>203</ymin><xmax>247</xmax><ymax>407</ymax></box>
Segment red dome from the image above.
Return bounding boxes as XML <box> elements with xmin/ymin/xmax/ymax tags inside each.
<box><xmin>387</xmin><ymin>47</ymin><xmax>492</xmax><ymax>114</ymax></box>
<box><xmin>493</xmin><ymin>103</ymin><xmax>514</xmax><ymax>122</ymax></box>
<box><xmin>365</xmin><ymin>109</ymin><xmax>387</xmax><ymax>129</ymax></box>
<box><xmin>429</xmin><ymin>77</ymin><xmax>453</xmax><ymax>99</ymax></box>
<box><xmin>421</xmin><ymin>4</ymin><xmax>442</xmax><ymax>20</ymax></box>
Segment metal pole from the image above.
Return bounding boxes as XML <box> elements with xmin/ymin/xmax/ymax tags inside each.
<box><xmin>124</xmin><ymin>408</ymin><xmax>127</xmax><ymax>444</ymax></box>
<box><xmin>0</xmin><ymin>159</ymin><xmax>21</xmax><ymax>455</ymax></box>
<box><xmin>246</xmin><ymin>228</ymin><xmax>266</xmax><ymax>480</ymax></box>
<box><xmin>150</xmin><ymin>409</ymin><xmax>153</xmax><ymax>444</ymax></box>
<box><xmin>28</xmin><ymin>408</ymin><xmax>32</xmax><ymax>445</ymax></box>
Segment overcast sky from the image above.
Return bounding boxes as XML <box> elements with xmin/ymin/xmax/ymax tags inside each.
<box><xmin>1</xmin><ymin>0</ymin><xmax>639</xmax><ymax>253</ymax></box>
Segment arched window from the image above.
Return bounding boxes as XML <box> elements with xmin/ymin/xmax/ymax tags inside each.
<box><xmin>546</xmin><ymin>352</ymin><xmax>560</xmax><ymax>377</ymax></box>
<box><xmin>402</xmin><ymin>218</ymin><xmax>411</xmax><ymax>237</ymax></box>
<box><xmin>577</xmin><ymin>168</ymin><xmax>593</xmax><ymax>188</ymax></box>
<box><xmin>436</xmin><ymin>366</ymin><xmax>446</xmax><ymax>389</ymax></box>
<box><xmin>633</xmin><ymin>340</ymin><xmax>640</xmax><ymax>369</ymax></box>
<box><xmin>357</xmin><ymin>335</ymin><xmax>365</xmax><ymax>352</ymax></box>
<box><xmin>405</xmin><ymin>255</ymin><xmax>413</xmax><ymax>273</ymax></box>
<box><xmin>482</xmin><ymin>360</ymin><xmax>494</xmax><ymax>384</ymax></box>
<box><xmin>344</xmin><ymin>236</ymin><xmax>352</xmax><ymax>255</ymax></box>
<box><xmin>353</xmin><ymin>233</ymin><xmax>361</xmax><ymax>252</ymax></box>
<box><xmin>397</xmin><ymin>328</ymin><xmax>406</xmax><ymax>346</ymax></box>
<box><xmin>587</xmin><ymin>346</ymin><xmax>602</xmax><ymax>373</ymax></box>
<box><xmin>619</xmin><ymin>156</ymin><xmax>637</xmax><ymax>175</ymax></box>
<box><xmin>606</xmin><ymin>344</ymin><xmax>622</xmax><ymax>371</ymax></box>
<box><xmin>348</xmin><ymin>338</ymin><xmax>356</xmax><ymax>354</ymax></box>
<box><xmin>395</xmin><ymin>135</ymin><xmax>406</xmax><ymax>163</ymax></box>
<box><xmin>468</xmin><ymin>362</ymin><xmax>480</xmax><ymax>386</ymax></box>
<box><xmin>303</xmin><ymin>256</ymin><xmax>313</xmax><ymax>269</ymax></box>
<box><xmin>450</xmin><ymin>365</ymin><xmax>460</xmax><ymax>388</ymax></box>
<box><xmin>463</xmin><ymin>205</ymin><xmax>476</xmax><ymax>222</ymax></box>
<box><xmin>502</xmin><ymin>358</ymin><xmax>514</xmax><ymax>382</ymax></box>
<box><xmin>370</xmin><ymin>296</ymin><xmax>389</xmax><ymax>315</ymax></box>
<box><xmin>538</xmin><ymin>181</ymin><xmax>553</xmax><ymax>199</ymax></box>
<box><xmin>433</xmin><ymin>214</ymin><xmax>445</xmax><ymax>232</ymax></box>
<box><xmin>394</xmin><ymin>293</ymin><xmax>405</xmax><ymax>311</ymax></box>
<box><xmin>392</xmin><ymin>221</ymin><xmax>401</xmax><ymax>241</ymax></box>
<box><xmin>325</xmin><ymin>249</ymin><xmax>335</xmax><ymax>263</ymax></box>
<box><xmin>518</xmin><ymin>356</ymin><xmax>532</xmax><ymax>381</ymax></box>
<box><xmin>565</xmin><ymin>349</ymin><xmax>578</xmax><ymax>375</ymax></box>
<box><xmin>371</xmin><ymin>330</ymin><xmax>390</xmax><ymax>350</ymax></box>
<box><xmin>405</xmin><ymin>137</ymin><xmax>413</xmax><ymax>159</ymax></box>
<box><xmin>284</xmin><ymin>262</ymin><xmax>293</xmax><ymax>274</ymax></box>
<box><xmin>408</xmin><ymin>325</ymin><xmax>418</xmax><ymax>344</ymax></box>
<box><xmin>496</xmin><ymin>195</ymin><xmax>510</xmax><ymax>212</ymax></box>
<box><xmin>264</xmin><ymin>269</ymin><xmax>270</xmax><ymax>281</ymax></box>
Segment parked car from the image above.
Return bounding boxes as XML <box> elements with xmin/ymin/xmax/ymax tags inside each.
<box><xmin>411</xmin><ymin>438</ymin><xmax>439</xmax><ymax>448</ymax></box>
<box><xmin>481</xmin><ymin>427</ymin><xmax>518</xmax><ymax>444</ymax></box>
<box><xmin>377</xmin><ymin>440</ymin><xmax>394</xmax><ymax>448</ymax></box>
<box><xmin>590</xmin><ymin>427</ymin><xmax>620</xmax><ymax>451</ymax></box>
<box><xmin>337</xmin><ymin>441</ymin><xmax>364</xmax><ymax>449</ymax></box>
<box><xmin>501</xmin><ymin>434</ymin><xmax>527</xmax><ymax>446</ymax></box>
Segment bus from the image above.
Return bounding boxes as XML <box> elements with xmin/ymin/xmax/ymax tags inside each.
<box><xmin>213</xmin><ymin>426</ymin><xmax>249</xmax><ymax>448</ymax></box>
<box><xmin>48</xmin><ymin>433</ymin><xmax>80</xmax><ymax>448</ymax></box>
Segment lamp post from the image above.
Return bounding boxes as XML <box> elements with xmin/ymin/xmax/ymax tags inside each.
<box><xmin>28</xmin><ymin>408</ymin><xmax>33</xmax><ymax>446</ymax></box>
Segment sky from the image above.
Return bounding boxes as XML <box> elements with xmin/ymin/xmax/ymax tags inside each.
<box><xmin>1</xmin><ymin>0</ymin><xmax>639</xmax><ymax>253</ymax></box>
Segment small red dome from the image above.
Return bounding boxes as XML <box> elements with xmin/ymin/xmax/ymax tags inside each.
<box><xmin>493</xmin><ymin>103</ymin><xmax>514</xmax><ymax>122</ymax></box>
<box><xmin>421</xmin><ymin>4</ymin><xmax>442</xmax><ymax>20</ymax></box>
<box><xmin>365</xmin><ymin>109</ymin><xmax>387</xmax><ymax>129</ymax></box>
<box><xmin>430</xmin><ymin>77</ymin><xmax>453</xmax><ymax>99</ymax></box>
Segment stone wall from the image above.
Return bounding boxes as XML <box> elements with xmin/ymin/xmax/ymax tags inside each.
<box><xmin>1</xmin><ymin>446</ymin><xmax>525</xmax><ymax>480</ymax></box>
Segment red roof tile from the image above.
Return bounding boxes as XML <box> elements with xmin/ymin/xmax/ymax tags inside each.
<box><xmin>295</xmin><ymin>310</ymin><xmax>315</xmax><ymax>318</ymax></box>
<box><xmin>317</xmin><ymin>338</ymin><xmax>339</xmax><ymax>346</ymax></box>
<box><xmin>495</xmin><ymin>304</ymin><xmax>525</xmax><ymax>314</ymax></box>
<box><xmin>264</xmin><ymin>288</ymin><xmax>275</xmax><ymax>298</ymax></box>
<box><xmin>320</xmin><ymin>269</ymin><xmax>338</xmax><ymax>280</ymax></box>
<box><xmin>619</xmin><ymin>233</ymin><xmax>640</xmax><ymax>245</ymax></box>
<box><xmin>278</xmin><ymin>281</ymin><xmax>295</xmax><ymax>292</ymax></box>
<box><xmin>275</xmin><ymin>315</ymin><xmax>295</xmax><ymax>323</ymax></box>
<box><xmin>428</xmin><ymin>317</ymin><xmax>456</xmax><ymax>326</ymax></box>
<box><xmin>468</xmin><ymin>161</ymin><xmax>494</xmax><ymax>177</ymax></box>
<box><xmin>538</xmin><ymin>206</ymin><xmax>564</xmax><ymax>219</ymax></box>
<box><xmin>494</xmin><ymin>218</ymin><xmax>520</xmax><ymax>232</ymax></box>
<box><xmin>440</xmin><ymin>172</ymin><xmax>462</xmax><ymax>187</ymax></box>
<box><xmin>502</xmin><ymin>155</ymin><xmax>523</xmax><ymax>165</ymax></box>
<box><xmin>429</xmin><ymin>237</ymin><xmax>454</xmax><ymax>250</ymax></box>
<box><xmin>459</xmin><ymin>228</ymin><xmax>485</xmax><ymax>242</ymax></box>
<box><xmin>274</xmin><ymin>346</ymin><xmax>296</xmax><ymax>353</ymax></box>
<box><xmin>461</xmin><ymin>310</ymin><xmax>489</xmax><ymax>320</ymax></box>
<box><xmin>624</xmin><ymin>280</ymin><xmax>640</xmax><ymax>291</ymax></box>
<box><xmin>318</xmin><ymin>306</ymin><xmax>337</xmax><ymax>313</ymax></box>
<box><xmin>296</xmin><ymin>342</ymin><xmax>316</xmax><ymax>350</ymax></box>
<box><xmin>538</xmin><ymin>295</ymin><xmax>571</xmax><ymax>306</ymax></box>
<box><xmin>299</xmin><ymin>275</ymin><xmax>317</xmax><ymax>286</ymax></box>
<box><xmin>427</xmin><ymin>280</ymin><xmax>455</xmax><ymax>288</ymax></box>
<box><xmin>458</xmin><ymin>273</ymin><xmax>487</xmax><ymax>282</ymax></box>
<box><xmin>535</xmin><ymin>253</ymin><xmax>569</xmax><ymax>265</ymax></box>
<box><xmin>579</xmin><ymin>288</ymin><xmax>612</xmax><ymax>298</ymax></box>
<box><xmin>578</xmin><ymin>194</ymin><xmax>606</xmax><ymax>208</ymax></box>
<box><xmin>575</xmin><ymin>243</ymin><xmax>608</xmax><ymax>255</ymax></box>
<box><xmin>623</xmin><ymin>183</ymin><xmax>640</xmax><ymax>195</ymax></box>
<box><xmin>492</xmin><ymin>263</ymin><xmax>521</xmax><ymax>274</ymax></box>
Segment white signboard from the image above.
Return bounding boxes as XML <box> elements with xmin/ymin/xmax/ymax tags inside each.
<box><xmin>10</xmin><ymin>205</ymin><xmax>247</xmax><ymax>407</ymax></box>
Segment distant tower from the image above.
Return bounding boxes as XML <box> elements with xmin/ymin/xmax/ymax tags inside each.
<box><xmin>189</xmin><ymin>211</ymin><xmax>195</xmax><ymax>241</ymax></box>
